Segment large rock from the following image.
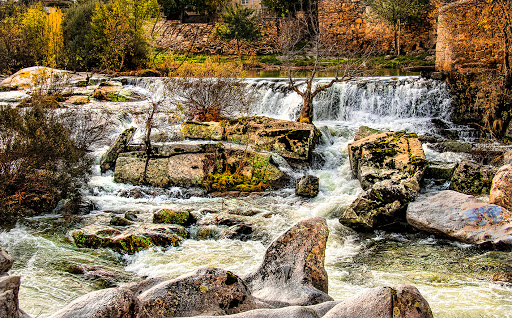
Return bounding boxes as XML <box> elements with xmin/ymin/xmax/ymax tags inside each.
<box><xmin>489</xmin><ymin>165</ymin><xmax>512</xmax><ymax>211</ymax></box>
<box><xmin>100</xmin><ymin>127</ymin><xmax>136</xmax><ymax>173</ymax></box>
<box><xmin>323</xmin><ymin>285</ymin><xmax>433</xmax><ymax>318</ymax></box>
<box><xmin>0</xmin><ymin>276</ymin><xmax>23</xmax><ymax>318</ymax></box>
<box><xmin>0</xmin><ymin>249</ymin><xmax>14</xmax><ymax>274</ymax></box>
<box><xmin>114</xmin><ymin>146</ymin><xmax>285</xmax><ymax>191</ymax></box>
<box><xmin>244</xmin><ymin>217</ymin><xmax>332</xmax><ymax>306</ymax></box>
<box><xmin>184</xmin><ymin>116</ymin><xmax>319</xmax><ymax>160</ymax></box>
<box><xmin>450</xmin><ymin>160</ymin><xmax>497</xmax><ymax>195</ymax></box>
<box><xmin>424</xmin><ymin>161</ymin><xmax>457</xmax><ymax>180</ymax></box>
<box><xmin>185</xmin><ymin>306</ymin><xmax>321</xmax><ymax>318</ymax></box>
<box><xmin>295</xmin><ymin>175</ymin><xmax>319</xmax><ymax>198</ymax></box>
<box><xmin>407</xmin><ymin>190</ymin><xmax>512</xmax><ymax>247</ymax></box>
<box><xmin>135</xmin><ymin>267</ymin><xmax>258</xmax><ymax>318</ymax></box>
<box><xmin>341</xmin><ymin>131</ymin><xmax>427</xmax><ymax>230</ymax></box>
<box><xmin>0</xmin><ymin>66</ymin><xmax>71</xmax><ymax>89</ymax></box>
<box><xmin>49</xmin><ymin>287</ymin><xmax>135</xmax><ymax>318</ymax></box>
<box><xmin>71</xmin><ymin>224</ymin><xmax>184</xmax><ymax>254</ymax></box>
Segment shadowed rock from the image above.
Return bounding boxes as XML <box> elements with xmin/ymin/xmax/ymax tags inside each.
<box><xmin>244</xmin><ymin>217</ymin><xmax>332</xmax><ymax>306</ymax></box>
<box><xmin>0</xmin><ymin>249</ymin><xmax>14</xmax><ymax>274</ymax></box>
<box><xmin>295</xmin><ymin>175</ymin><xmax>319</xmax><ymax>198</ymax></box>
<box><xmin>407</xmin><ymin>190</ymin><xmax>512</xmax><ymax>247</ymax></box>
<box><xmin>135</xmin><ymin>267</ymin><xmax>258</xmax><ymax>318</ymax></box>
<box><xmin>450</xmin><ymin>161</ymin><xmax>497</xmax><ymax>195</ymax></box>
<box><xmin>100</xmin><ymin>127</ymin><xmax>136</xmax><ymax>173</ymax></box>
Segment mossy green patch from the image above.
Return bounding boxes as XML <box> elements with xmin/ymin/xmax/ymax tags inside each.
<box><xmin>153</xmin><ymin>209</ymin><xmax>191</xmax><ymax>225</ymax></box>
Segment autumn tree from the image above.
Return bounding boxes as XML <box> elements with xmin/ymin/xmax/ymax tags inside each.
<box><xmin>215</xmin><ymin>4</ymin><xmax>261</xmax><ymax>60</ymax></box>
<box><xmin>365</xmin><ymin>0</ymin><xmax>430</xmax><ymax>55</ymax></box>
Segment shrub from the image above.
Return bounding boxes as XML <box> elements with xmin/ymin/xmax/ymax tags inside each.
<box><xmin>0</xmin><ymin>99</ymin><xmax>92</xmax><ymax>224</ymax></box>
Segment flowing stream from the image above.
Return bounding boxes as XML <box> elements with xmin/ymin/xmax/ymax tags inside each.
<box><xmin>1</xmin><ymin>76</ymin><xmax>511</xmax><ymax>317</ymax></box>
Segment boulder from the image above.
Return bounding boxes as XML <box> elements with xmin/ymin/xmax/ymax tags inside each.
<box><xmin>183</xmin><ymin>121</ymin><xmax>223</xmax><ymax>140</ymax></box>
<box><xmin>407</xmin><ymin>190</ymin><xmax>512</xmax><ymax>247</ymax></box>
<box><xmin>0</xmin><ymin>66</ymin><xmax>71</xmax><ymax>89</ymax></box>
<box><xmin>49</xmin><ymin>287</ymin><xmax>135</xmax><ymax>318</ymax></box>
<box><xmin>295</xmin><ymin>175</ymin><xmax>320</xmax><ymax>198</ymax></box>
<box><xmin>244</xmin><ymin>217</ymin><xmax>332</xmax><ymax>306</ymax></box>
<box><xmin>65</xmin><ymin>95</ymin><xmax>89</xmax><ymax>105</ymax></box>
<box><xmin>71</xmin><ymin>224</ymin><xmax>184</xmax><ymax>254</ymax></box>
<box><xmin>341</xmin><ymin>131</ymin><xmax>427</xmax><ymax>230</ymax></box>
<box><xmin>114</xmin><ymin>147</ymin><xmax>285</xmax><ymax>192</ymax></box>
<box><xmin>153</xmin><ymin>209</ymin><xmax>192</xmax><ymax>225</ymax></box>
<box><xmin>489</xmin><ymin>165</ymin><xmax>512</xmax><ymax>210</ymax></box>
<box><xmin>100</xmin><ymin>127</ymin><xmax>136</xmax><ymax>173</ymax></box>
<box><xmin>450</xmin><ymin>160</ymin><xmax>497</xmax><ymax>195</ymax></box>
<box><xmin>0</xmin><ymin>249</ymin><xmax>14</xmax><ymax>274</ymax></box>
<box><xmin>424</xmin><ymin>161</ymin><xmax>457</xmax><ymax>180</ymax></box>
<box><xmin>135</xmin><ymin>267</ymin><xmax>258</xmax><ymax>318</ymax></box>
<box><xmin>109</xmin><ymin>216</ymin><xmax>134</xmax><ymax>227</ymax></box>
<box><xmin>0</xmin><ymin>276</ymin><xmax>23</xmax><ymax>318</ymax></box>
<box><xmin>185</xmin><ymin>306</ymin><xmax>320</xmax><ymax>318</ymax></box>
<box><xmin>323</xmin><ymin>285</ymin><xmax>433</xmax><ymax>318</ymax></box>
<box><xmin>354</xmin><ymin>126</ymin><xmax>382</xmax><ymax>141</ymax></box>
<box><xmin>184</xmin><ymin>116</ymin><xmax>319</xmax><ymax>160</ymax></box>
<box><xmin>504</xmin><ymin>151</ymin><xmax>512</xmax><ymax>165</ymax></box>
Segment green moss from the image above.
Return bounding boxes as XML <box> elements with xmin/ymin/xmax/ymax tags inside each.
<box><xmin>114</xmin><ymin>235</ymin><xmax>153</xmax><ymax>254</ymax></box>
<box><xmin>154</xmin><ymin>209</ymin><xmax>190</xmax><ymax>225</ymax></box>
<box><xmin>72</xmin><ymin>231</ymin><xmax>111</xmax><ymax>248</ymax></box>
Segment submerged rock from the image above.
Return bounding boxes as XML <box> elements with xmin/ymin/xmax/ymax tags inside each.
<box><xmin>295</xmin><ymin>175</ymin><xmax>320</xmax><ymax>198</ymax></box>
<box><xmin>450</xmin><ymin>161</ymin><xmax>497</xmax><ymax>195</ymax></box>
<box><xmin>322</xmin><ymin>285</ymin><xmax>433</xmax><ymax>318</ymax></box>
<box><xmin>407</xmin><ymin>190</ymin><xmax>512</xmax><ymax>247</ymax></box>
<box><xmin>71</xmin><ymin>224</ymin><xmax>184</xmax><ymax>254</ymax></box>
<box><xmin>341</xmin><ymin>131</ymin><xmax>426</xmax><ymax>230</ymax></box>
<box><xmin>244</xmin><ymin>217</ymin><xmax>332</xmax><ymax>306</ymax></box>
<box><xmin>135</xmin><ymin>267</ymin><xmax>258</xmax><ymax>318</ymax></box>
<box><xmin>183</xmin><ymin>116</ymin><xmax>319</xmax><ymax>160</ymax></box>
<box><xmin>100</xmin><ymin>127</ymin><xmax>137</xmax><ymax>173</ymax></box>
<box><xmin>489</xmin><ymin>165</ymin><xmax>512</xmax><ymax>211</ymax></box>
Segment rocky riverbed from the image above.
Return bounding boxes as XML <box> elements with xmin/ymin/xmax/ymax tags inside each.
<box><xmin>1</xmin><ymin>67</ymin><xmax>512</xmax><ymax>317</ymax></box>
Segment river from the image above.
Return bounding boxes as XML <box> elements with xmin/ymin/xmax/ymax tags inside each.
<box><xmin>1</xmin><ymin>76</ymin><xmax>511</xmax><ymax>317</ymax></box>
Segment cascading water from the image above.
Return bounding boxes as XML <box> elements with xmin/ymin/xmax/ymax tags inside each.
<box><xmin>1</xmin><ymin>76</ymin><xmax>511</xmax><ymax>318</ymax></box>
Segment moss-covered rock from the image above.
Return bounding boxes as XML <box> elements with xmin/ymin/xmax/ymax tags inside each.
<box><xmin>354</xmin><ymin>126</ymin><xmax>382</xmax><ymax>141</ymax></box>
<box><xmin>153</xmin><ymin>209</ymin><xmax>192</xmax><ymax>225</ymax></box>
<box><xmin>450</xmin><ymin>161</ymin><xmax>497</xmax><ymax>195</ymax></box>
<box><xmin>71</xmin><ymin>224</ymin><xmax>185</xmax><ymax>254</ymax></box>
<box><xmin>425</xmin><ymin>161</ymin><xmax>457</xmax><ymax>180</ymax></box>
<box><xmin>183</xmin><ymin>116</ymin><xmax>319</xmax><ymax>160</ymax></box>
<box><xmin>100</xmin><ymin>127</ymin><xmax>136</xmax><ymax>173</ymax></box>
<box><xmin>341</xmin><ymin>131</ymin><xmax>427</xmax><ymax>230</ymax></box>
<box><xmin>295</xmin><ymin>175</ymin><xmax>319</xmax><ymax>197</ymax></box>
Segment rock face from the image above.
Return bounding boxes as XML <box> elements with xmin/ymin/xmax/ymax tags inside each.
<box><xmin>407</xmin><ymin>190</ymin><xmax>512</xmax><ymax>247</ymax></box>
<box><xmin>244</xmin><ymin>217</ymin><xmax>332</xmax><ymax>306</ymax></box>
<box><xmin>296</xmin><ymin>175</ymin><xmax>320</xmax><ymax>198</ymax></box>
<box><xmin>114</xmin><ymin>144</ymin><xmax>285</xmax><ymax>192</ymax></box>
<box><xmin>341</xmin><ymin>131</ymin><xmax>427</xmax><ymax>230</ymax></box>
<box><xmin>183</xmin><ymin>116</ymin><xmax>319</xmax><ymax>160</ymax></box>
<box><xmin>100</xmin><ymin>127</ymin><xmax>136</xmax><ymax>173</ymax></box>
<box><xmin>450</xmin><ymin>161</ymin><xmax>497</xmax><ymax>195</ymax></box>
<box><xmin>323</xmin><ymin>285</ymin><xmax>433</xmax><ymax>318</ymax></box>
<box><xmin>0</xmin><ymin>248</ymin><xmax>14</xmax><ymax>273</ymax></box>
<box><xmin>71</xmin><ymin>224</ymin><xmax>184</xmax><ymax>254</ymax></box>
<box><xmin>135</xmin><ymin>267</ymin><xmax>258</xmax><ymax>318</ymax></box>
<box><xmin>489</xmin><ymin>165</ymin><xmax>512</xmax><ymax>211</ymax></box>
<box><xmin>0</xmin><ymin>249</ymin><xmax>30</xmax><ymax>318</ymax></box>
<box><xmin>49</xmin><ymin>287</ymin><xmax>135</xmax><ymax>318</ymax></box>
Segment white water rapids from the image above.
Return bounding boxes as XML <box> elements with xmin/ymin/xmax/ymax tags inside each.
<box><xmin>1</xmin><ymin>76</ymin><xmax>511</xmax><ymax>317</ymax></box>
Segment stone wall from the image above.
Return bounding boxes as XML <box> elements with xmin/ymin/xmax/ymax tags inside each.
<box><xmin>436</xmin><ymin>0</ymin><xmax>503</xmax><ymax>73</ymax></box>
<box><xmin>152</xmin><ymin>19</ymin><xmax>279</xmax><ymax>55</ymax></box>
<box><xmin>317</xmin><ymin>0</ymin><xmax>437</xmax><ymax>55</ymax></box>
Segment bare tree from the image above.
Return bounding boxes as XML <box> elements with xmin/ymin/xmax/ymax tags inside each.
<box><xmin>279</xmin><ymin>5</ymin><xmax>373</xmax><ymax>124</ymax></box>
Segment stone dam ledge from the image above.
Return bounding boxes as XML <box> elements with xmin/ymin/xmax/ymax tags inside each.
<box><xmin>29</xmin><ymin>217</ymin><xmax>434</xmax><ymax>318</ymax></box>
